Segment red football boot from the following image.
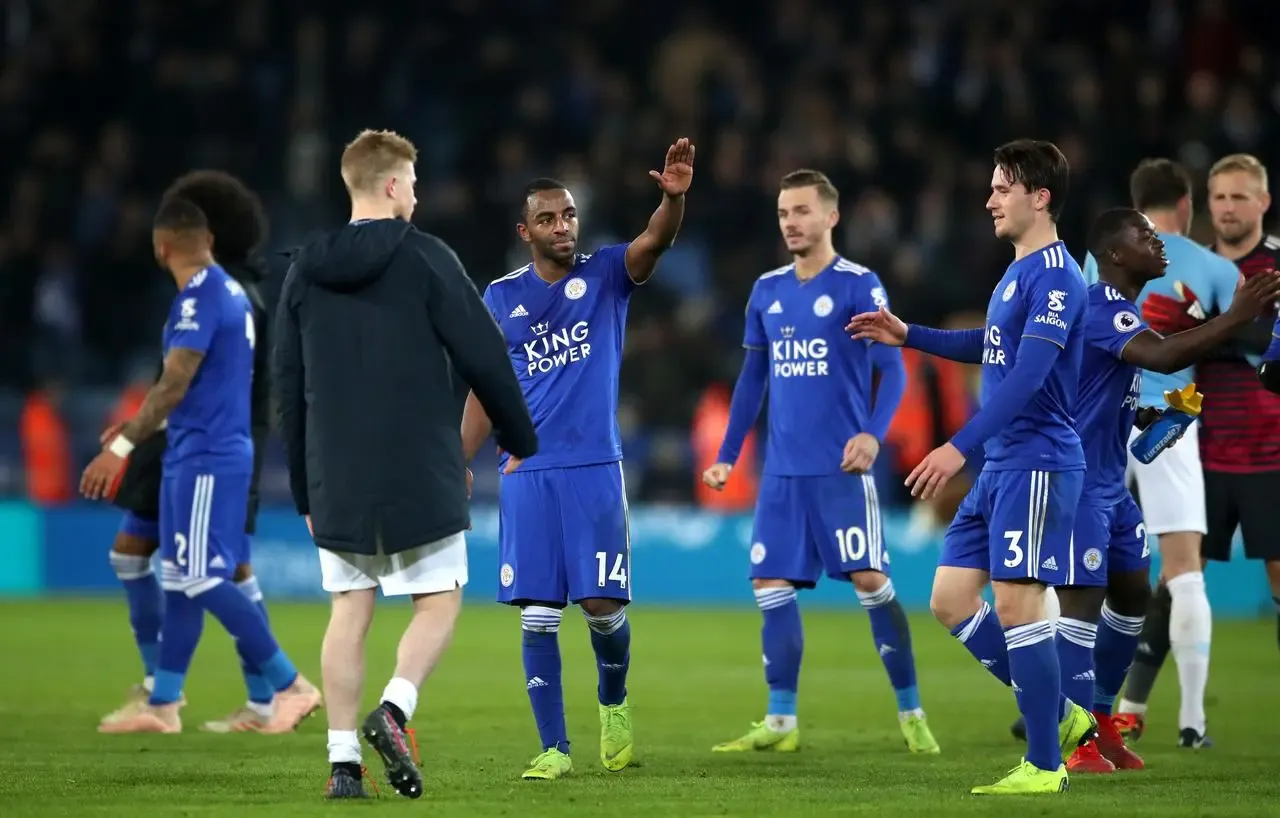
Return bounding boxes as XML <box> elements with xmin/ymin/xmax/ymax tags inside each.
<box><xmin>1094</xmin><ymin>711</ymin><xmax>1145</xmax><ymax>770</ymax></box>
<box><xmin>1067</xmin><ymin>739</ymin><xmax>1116</xmax><ymax>774</ymax></box>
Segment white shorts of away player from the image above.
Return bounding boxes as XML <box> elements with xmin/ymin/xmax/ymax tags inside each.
<box><xmin>1125</xmin><ymin>422</ymin><xmax>1207</xmax><ymax>536</ymax></box>
<box><xmin>318</xmin><ymin>532</ymin><xmax>469</xmax><ymax>596</ymax></box>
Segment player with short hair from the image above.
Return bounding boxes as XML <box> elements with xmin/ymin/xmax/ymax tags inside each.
<box><xmin>278</xmin><ymin>129</ymin><xmax>534</xmax><ymax>800</ymax></box>
<box><xmin>703</xmin><ymin>169</ymin><xmax>938</xmax><ymax>756</ymax></box>
<box><xmin>83</xmin><ymin>197</ymin><xmax>319</xmax><ymax>734</ymax></box>
<box><xmin>99</xmin><ymin>170</ymin><xmax>318</xmax><ymax>734</ymax></box>
<box><xmin>1027</xmin><ymin>209</ymin><xmax>1280</xmax><ymax>773</ymax></box>
<box><xmin>1078</xmin><ymin>159</ymin><xmax>1239</xmax><ymax>748</ymax></box>
<box><xmin>850</xmin><ymin>140</ymin><xmax>1095</xmax><ymax>795</ymax></box>
<box><xmin>1112</xmin><ymin>154</ymin><xmax>1280</xmax><ymax>747</ymax></box>
<box><xmin>459</xmin><ymin>138</ymin><xmax>694</xmax><ymax>780</ymax></box>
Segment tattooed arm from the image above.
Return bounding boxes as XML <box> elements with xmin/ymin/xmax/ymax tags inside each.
<box><xmin>81</xmin><ymin>347</ymin><xmax>204</xmax><ymax>500</ymax></box>
<box><xmin>119</xmin><ymin>348</ymin><xmax>205</xmax><ymax>442</ymax></box>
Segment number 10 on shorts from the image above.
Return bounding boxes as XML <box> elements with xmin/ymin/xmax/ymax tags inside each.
<box><xmin>596</xmin><ymin>551</ymin><xmax>628</xmax><ymax>588</ymax></box>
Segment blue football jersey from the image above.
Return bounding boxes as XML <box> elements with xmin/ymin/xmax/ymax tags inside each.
<box><xmin>1267</xmin><ymin>314</ymin><xmax>1280</xmax><ymax>360</ymax></box>
<box><xmin>744</xmin><ymin>256</ymin><xmax>897</xmax><ymax>476</ymax></box>
<box><xmin>1077</xmin><ymin>283</ymin><xmax>1149</xmax><ymax>503</ymax></box>
<box><xmin>1082</xmin><ymin>232</ymin><xmax>1237</xmax><ymax>406</ymax></box>
<box><xmin>163</xmin><ymin>264</ymin><xmax>255</xmax><ymax>472</ymax></box>
<box><xmin>483</xmin><ymin>243</ymin><xmax>634</xmax><ymax>472</ymax></box>
<box><xmin>979</xmin><ymin>241</ymin><xmax>1087</xmax><ymax>471</ymax></box>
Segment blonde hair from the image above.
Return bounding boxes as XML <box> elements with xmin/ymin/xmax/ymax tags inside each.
<box><xmin>340</xmin><ymin>129</ymin><xmax>418</xmax><ymax>194</ymax></box>
<box><xmin>1208</xmin><ymin>153</ymin><xmax>1269</xmax><ymax>191</ymax></box>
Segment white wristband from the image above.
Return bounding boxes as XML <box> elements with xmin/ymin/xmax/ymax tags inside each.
<box><xmin>108</xmin><ymin>435</ymin><xmax>136</xmax><ymax>458</ymax></box>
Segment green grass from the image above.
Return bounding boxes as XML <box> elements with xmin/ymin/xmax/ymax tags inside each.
<box><xmin>2</xmin><ymin>600</ymin><xmax>1279</xmax><ymax>816</ymax></box>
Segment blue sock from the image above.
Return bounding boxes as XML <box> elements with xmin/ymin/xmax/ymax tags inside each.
<box><xmin>858</xmin><ymin>580</ymin><xmax>921</xmax><ymax>712</ymax></box>
<box><xmin>151</xmin><ymin>590</ymin><xmax>205</xmax><ymax>705</ymax></box>
<box><xmin>584</xmin><ymin>608</ymin><xmax>630</xmax><ymax>706</ymax></box>
<box><xmin>950</xmin><ymin>601</ymin><xmax>1011</xmax><ymax>685</ymax></box>
<box><xmin>111</xmin><ymin>551</ymin><xmax>163</xmax><ymax>679</ymax></box>
<box><xmin>521</xmin><ymin>606</ymin><xmax>569</xmax><ymax>754</ymax></box>
<box><xmin>1093</xmin><ymin>603</ymin><xmax>1144</xmax><ymax>715</ymax></box>
<box><xmin>236</xmin><ymin>577</ymin><xmax>275</xmax><ymax>705</ymax></box>
<box><xmin>1055</xmin><ymin>617</ymin><xmax>1098</xmax><ymax>713</ymax></box>
<box><xmin>756</xmin><ymin>587</ymin><xmax>803</xmax><ymax>722</ymax></box>
<box><xmin>197</xmin><ymin>580</ymin><xmax>298</xmax><ymax>691</ymax></box>
<box><xmin>1006</xmin><ymin>620</ymin><xmax>1063</xmax><ymax>772</ymax></box>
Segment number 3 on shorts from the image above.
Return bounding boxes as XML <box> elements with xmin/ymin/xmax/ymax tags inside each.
<box><xmin>595</xmin><ymin>551</ymin><xmax>628</xmax><ymax>589</ymax></box>
<box><xmin>1003</xmin><ymin>530</ymin><xmax>1024</xmax><ymax>568</ymax></box>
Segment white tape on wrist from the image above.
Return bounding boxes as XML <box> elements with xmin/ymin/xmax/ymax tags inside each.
<box><xmin>108</xmin><ymin>435</ymin><xmax>136</xmax><ymax>458</ymax></box>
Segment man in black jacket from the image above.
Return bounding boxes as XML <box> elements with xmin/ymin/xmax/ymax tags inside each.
<box><xmin>273</xmin><ymin>129</ymin><xmax>537</xmax><ymax>800</ymax></box>
<box><xmin>102</xmin><ymin>171</ymin><xmax>319</xmax><ymax>735</ymax></box>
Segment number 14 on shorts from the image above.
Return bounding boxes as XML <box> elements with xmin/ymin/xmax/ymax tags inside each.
<box><xmin>596</xmin><ymin>551</ymin><xmax>628</xmax><ymax>588</ymax></box>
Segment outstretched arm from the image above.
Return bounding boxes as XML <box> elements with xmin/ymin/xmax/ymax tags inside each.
<box><xmin>904</xmin><ymin>325</ymin><xmax>986</xmax><ymax>365</ymax></box>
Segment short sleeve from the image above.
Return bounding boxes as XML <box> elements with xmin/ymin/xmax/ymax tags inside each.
<box><xmin>855</xmin><ymin>272</ymin><xmax>891</xmax><ymax>314</ymax></box>
<box><xmin>1020</xmin><ymin>264</ymin><xmax>1086</xmax><ymax>348</ymax></box>
<box><xmin>1087</xmin><ymin>292</ymin><xmax>1150</xmax><ymax>359</ymax></box>
<box><xmin>481</xmin><ymin>284</ymin><xmax>500</xmax><ymax>323</ymax></box>
<box><xmin>166</xmin><ymin>290</ymin><xmax>217</xmax><ymax>354</ymax></box>
<box><xmin>588</xmin><ymin>242</ymin><xmax>636</xmax><ymax>298</ymax></box>
<box><xmin>743</xmin><ymin>283</ymin><xmax>766</xmax><ymax>350</ymax></box>
<box><xmin>1081</xmin><ymin>252</ymin><xmax>1100</xmax><ymax>285</ymax></box>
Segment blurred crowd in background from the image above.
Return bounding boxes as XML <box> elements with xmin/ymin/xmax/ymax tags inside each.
<box><xmin>2</xmin><ymin>0</ymin><xmax>1278</xmax><ymax>510</ymax></box>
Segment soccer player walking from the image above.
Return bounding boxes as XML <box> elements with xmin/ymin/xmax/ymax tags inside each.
<box><xmin>275</xmin><ymin>130</ymin><xmax>537</xmax><ymax>799</ymax></box>
<box><xmin>850</xmin><ymin>140</ymin><xmax>1093</xmax><ymax>794</ymax></box>
<box><xmin>460</xmin><ymin>138</ymin><xmax>694</xmax><ymax>780</ymax></box>
<box><xmin>84</xmin><ymin>198</ymin><xmax>319</xmax><ymax>736</ymax></box>
<box><xmin>704</xmin><ymin>170</ymin><xmax>938</xmax><ymax>756</ymax></box>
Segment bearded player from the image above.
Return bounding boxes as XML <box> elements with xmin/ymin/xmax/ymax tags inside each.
<box><xmin>460</xmin><ymin>138</ymin><xmax>693</xmax><ymax>780</ymax></box>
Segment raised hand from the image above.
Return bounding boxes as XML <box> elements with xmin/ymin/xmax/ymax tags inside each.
<box><xmin>846</xmin><ymin>306</ymin><xmax>909</xmax><ymax>346</ymax></box>
<box><xmin>649</xmin><ymin>137</ymin><xmax>695</xmax><ymax>196</ymax></box>
<box><xmin>1227</xmin><ymin>271</ymin><xmax>1280</xmax><ymax>321</ymax></box>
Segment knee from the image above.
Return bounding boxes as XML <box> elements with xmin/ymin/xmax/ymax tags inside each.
<box><xmin>930</xmin><ymin>585</ymin><xmax>978</xmax><ymax>630</ymax></box>
<box><xmin>1105</xmin><ymin>572</ymin><xmax>1151</xmax><ymax>618</ymax></box>
<box><xmin>112</xmin><ymin>532</ymin><xmax>158</xmax><ymax>559</ymax></box>
<box><xmin>1056</xmin><ymin>587</ymin><xmax>1104</xmax><ymax>622</ymax></box>
<box><xmin>233</xmin><ymin>563</ymin><xmax>253</xmax><ymax>583</ymax></box>
<box><xmin>579</xmin><ymin>598</ymin><xmax>624</xmax><ymax>618</ymax></box>
<box><xmin>520</xmin><ymin>605</ymin><xmax>563</xmax><ymax>634</ymax></box>
<box><xmin>849</xmin><ymin>570</ymin><xmax>887</xmax><ymax>596</ymax></box>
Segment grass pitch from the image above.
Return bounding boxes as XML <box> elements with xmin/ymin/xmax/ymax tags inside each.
<box><xmin>2</xmin><ymin>599</ymin><xmax>1278</xmax><ymax>816</ymax></box>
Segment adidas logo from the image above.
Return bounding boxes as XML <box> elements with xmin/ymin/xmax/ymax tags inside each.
<box><xmin>509</xmin><ymin>304</ymin><xmax>529</xmax><ymax>318</ymax></box>
<box><xmin>980</xmin><ymin>659</ymin><xmax>996</xmax><ymax>668</ymax></box>
<box><xmin>767</xmin><ymin>300</ymin><xmax>783</xmax><ymax>314</ymax></box>
<box><xmin>527</xmin><ymin>676</ymin><xmax>548</xmax><ymax>689</ymax></box>
<box><xmin>762</xmin><ymin>654</ymin><xmax>770</xmax><ymax>666</ymax></box>
<box><xmin>1072</xmin><ymin>670</ymin><xmax>1095</xmax><ymax>681</ymax></box>
<box><xmin>209</xmin><ymin>555</ymin><xmax>226</xmax><ymax>569</ymax></box>
<box><xmin>878</xmin><ymin>643</ymin><xmax>895</xmax><ymax>656</ymax></box>
<box><xmin>1041</xmin><ymin>556</ymin><xmax>1058</xmax><ymax>571</ymax></box>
